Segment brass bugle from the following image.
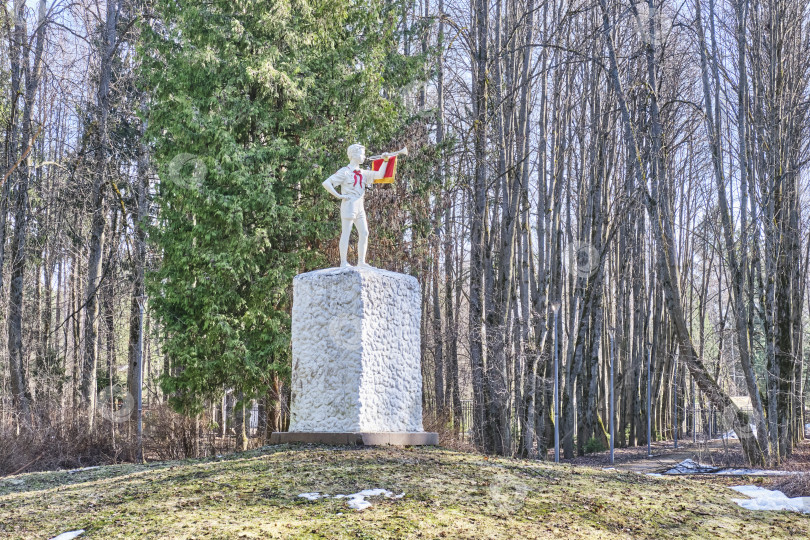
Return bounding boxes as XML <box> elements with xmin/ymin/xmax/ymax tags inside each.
<box><xmin>366</xmin><ymin>146</ymin><xmax>408</xmax><ymax>161</ymax></box>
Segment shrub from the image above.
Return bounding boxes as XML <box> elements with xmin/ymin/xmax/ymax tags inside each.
<box><xmin>584</xmin><ymin>436</ymin><xmax>605</xmax><ymax>454</ymax></box>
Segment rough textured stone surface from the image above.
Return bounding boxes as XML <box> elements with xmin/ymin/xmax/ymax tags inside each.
<box><xmin>288</xmin><ymin>267</ymin><xmax>424</xmax><ymax>433</ymax></box>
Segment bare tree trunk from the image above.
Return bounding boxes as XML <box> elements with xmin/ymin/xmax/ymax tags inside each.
<box><xmin>127</xmin><ymin>114</ymin><xmax>149</xmax><ymax>422</ymax></box>
<box><xmin>431</xmin><ymin>223</ymin><xmax>444</xmax><ymax>413</ymax></box>
<box><xmin>7</xmin><ymin>0</ymin><xmax>47</xmax><ymax>423</ymax></box>
<box><xmin>436</xmin><ymin>0</ymin><xmax>461</xmax><ymax>424</ymax></box>
<box><xmin>234</xmin><ymin>392</ymin><xmax>247</xmax><ymax>451</ymax></box>
<box><xmin>81</xmin><ymin>0</ymin><xmax>121</xmax><ymax>431</ymax></box>
<box><xmin>512</xmin><ymin>0</ymin><xmax>535</xmax><ymax>458</ymax></box>
<box><xmin>0</xmin><ymin>0</ymin><xmax>27</xmax><ymax>288</ymax></box>
<box><xmin>469</xmin><ymin>0</ymin><xmax>489</xmax><ymax>450</ymax></box>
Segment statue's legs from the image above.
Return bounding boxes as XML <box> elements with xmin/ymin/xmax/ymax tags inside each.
<box><xmin>356</xmin><ymin>214</ymin><xmax>369</xmax><ymax>267</ymax></box>
<box><xmin>339</xmin><ymin>218</ymin><xmax>354</xmax><ymax>267</ymax></box>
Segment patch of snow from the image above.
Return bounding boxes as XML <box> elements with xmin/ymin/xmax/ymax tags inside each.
<box><xmin>338</xmin><ymin>489</ymin><xmax>394</xmax><ymax>511</ymax></box>
<box><xmin>49</xmin><ymin>531</ymin><xmax>85</xmax><ymax>540</ymax></box>
<box><xmin>665</xmin><ymin>458</ymin><xmax>800</xmax><ymax>476</ymax></box>
<box><xmin>300</xmin><ymin>489</ymin><xmax>404</xmax><ymax>510</ymax></box>
<box><xmin>67</xmin><ymin>466</ymin><xmax>100</xmax><ymax>475</ymax></box>
<box><xmin>731</xmin><ymin>485</ymin><xmax>773</xmax><ymax>498</ymax></box>
<box><xmin>645</xmin><ymin>473</ymin><xmax>663</xmax><ymax>477</ymax></box>
<box><xmin>730</xmin><ymin>485</ymin><xmax>810</xmax><ymax>514</ymax></box>
<box><xmin>346</xmin><ymin>497</ymin><xmax>373</xmax><ymax>510</ymax></box>
<box><xmin>715</xmin><ymin>468</ymin><xmax>794</xmax><ymax>476</ymax></box>
<box><xmin>602</xmin><ymin>467</ymin><xmax>617</xmax><ymax>471</ymax></box>
<box><xmin>721</xmin><ymin>424</ymin><xmax>757</xmax><ymax>440</ymax></box>
<box><xmin>664</xmin><ymin>459</ymin><xmax>720</xmax><ymax>474</ymax></box>
<box><xmin>298</xmin><ymin>492</ymin><xmax>329</xmax><ymax>501</ymax></box>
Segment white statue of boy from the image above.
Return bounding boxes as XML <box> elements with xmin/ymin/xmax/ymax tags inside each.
<box><xmin>322</xmin><ymin>144</ymin><xmax>389</xmax><ymax>268</ymax></box>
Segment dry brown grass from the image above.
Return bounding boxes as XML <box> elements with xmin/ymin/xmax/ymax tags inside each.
<box><xmin>770</xmin><ymin>437</ymin><xmax>810</xmax><ymax>497</ymax></box>
<box><xmin>421</xmin><ymin>409</ymin><xmax>478</xmax><ymax>453</ymax></box>
<box><xmin>0</xmin><ymin>403</ymin><xmax>265</xmax><ymax>477</ymax></box>
<box><xmin>0</xmin><ymin>411</ymin><xmax>134</xmax><ymax>476</ymax></box>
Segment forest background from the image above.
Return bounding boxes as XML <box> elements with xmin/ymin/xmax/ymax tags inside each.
<box><xmin>1</xmin><ymin>0</ymin><xmax>808</xmax><ymax>473</ymax></box>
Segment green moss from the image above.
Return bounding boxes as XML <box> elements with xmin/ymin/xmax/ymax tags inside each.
<box><xmin>0</xmin><ymin>446</ymin><xmax>807</xmax><ymax>538</ymax></box>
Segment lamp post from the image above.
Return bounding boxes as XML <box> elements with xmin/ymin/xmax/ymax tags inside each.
<box><xmin>135</xmin><ymin>295</ymin><xmax>147</xmax><ymax>463</ymax></box>
<box><xmin>552</xmin><ymin>302</ymin><xmax>561</xmax><ymax>463</ymax></box>
<box><xmin>609</xmin><ymin>333</ymin><xmax>615</xmax><ymax>465</ymax></box>
<box><xmin>692</xmin><ymin>378</ymin><xmax>697</xmax><ymax>444</ymax></box>
<box><xmin>647</xmin><ymin>343</ymin><xmax>652</xmax><ymax>458</ymax></box>
<box><xmin>673</xmin><ymin>352</ymin><xmax>678</xmax><ymax>450</ymax></box>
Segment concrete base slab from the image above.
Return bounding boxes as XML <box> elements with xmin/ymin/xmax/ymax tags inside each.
<box><xmin>269</xmin><ymin>431</ymin><xmax>439</xmax><ymax>446</ymax></box>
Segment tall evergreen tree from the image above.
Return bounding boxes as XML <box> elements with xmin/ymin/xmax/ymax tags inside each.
<box><xmin>140</xmin><ymin>0</ymin><xmax>418</xmax><ymax>414</ymax></box>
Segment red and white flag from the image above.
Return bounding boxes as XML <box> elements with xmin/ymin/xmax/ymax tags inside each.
<box><xmin>371</xmin><ymin>156</ymin><xmax>397</xmax><ymax>184</ymax></box>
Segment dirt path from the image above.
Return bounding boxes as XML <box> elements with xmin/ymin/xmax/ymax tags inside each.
<box><xmin>562</xmin><ymin>438</ymin><xmax>747</xmax><ymax>474</ymax></box>
<box><xmin>566</xmin><ymin>431</ymin><xmax>810</xmax><ymax>476</ymax></box>
<box><xmin>608</xmin><ymin>448</ymin><xmax>696</xmax><ymax>474</ymax></box>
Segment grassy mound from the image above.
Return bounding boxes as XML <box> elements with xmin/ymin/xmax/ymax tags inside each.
<box><xmin>0</xmin><ymin>446</ymin><xmax>807</xmax><ymax>538</ymax></box>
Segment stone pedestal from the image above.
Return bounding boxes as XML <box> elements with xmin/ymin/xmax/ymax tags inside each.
<box><xmin>273</xmin><ymin>266</ymin><xmax>437</xmax><ymax>446</ymax></box>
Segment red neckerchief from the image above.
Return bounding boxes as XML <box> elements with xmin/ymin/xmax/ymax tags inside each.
<box><xmin>352</xmin><ymin>169</ymin><xmax>363</xmax><ymax>188</ymax></box>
